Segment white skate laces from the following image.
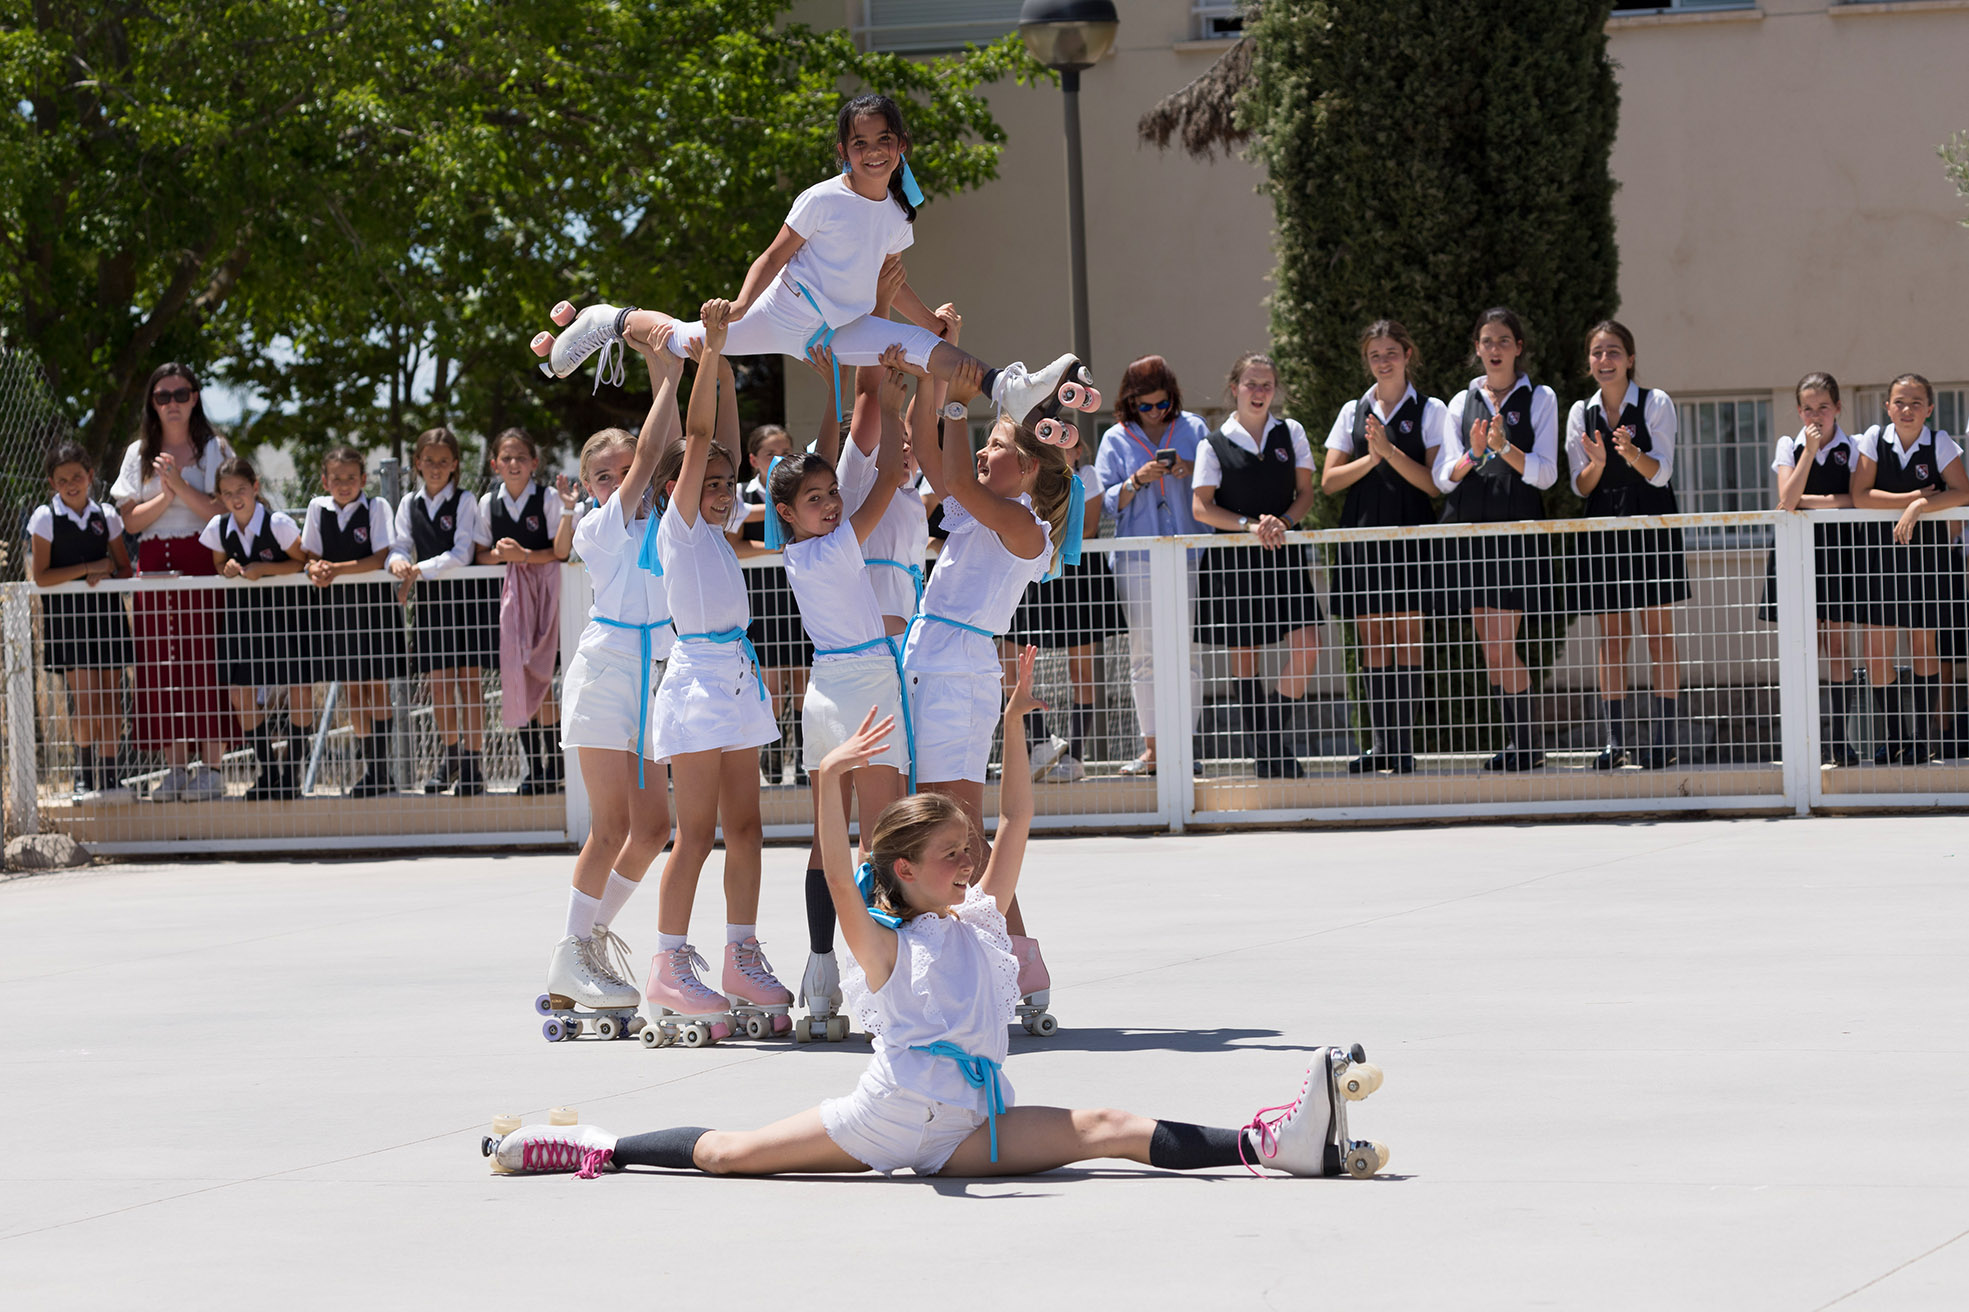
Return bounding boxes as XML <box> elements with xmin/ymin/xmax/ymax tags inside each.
<box><xmin>544</xmin><ymin>304</ymin><xmax>632</xmax><ymax>393</ymax></box>
<box><xmin>730</xmin><ymin>939</ymin><xmax>784</xmax><ymax>994</ymax></box>
<box><xmin>584</xmin><ymin>925</ymin><xmax>638</xmax><ymax>991</ymax></box>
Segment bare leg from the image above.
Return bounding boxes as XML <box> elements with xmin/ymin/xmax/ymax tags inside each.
<box><xmin>691</xmin><ymin>1108</ymin><xmax>871</xmax><ymax>1176</ymax></box>
<box><xmin>1597</xmin><ymin>611</ymin><xmax>1634</xmax><ymax>697</ymax></box>
<box><xmin>572</xmin><ymin>747</ymin><xmax>665</xmax><ymax>899</ymax></box>
<box><xmin>1276</xmin><ymin>624</ymin><xmax>1321</xmax><ymax>701</ymax></box>
<box><xmin>1639</xmin><ymin>605</ymin><xmax>1679</xmax><ymax>696</ymax></box>
<box><xmin>717</xmin><ymin>746</ymin><xmax>764</xmax><ymax>925</ymax></box>
<box><xmin>1473</xmin><ymin>607</ymin><xmax>1529</xmax><ymax>694</ymax></box>
<box><xmin>458</xmin><ymin>665</ymin><xmax>485</xmax><ymax>752</ymax></box>
<box><xmin>937</xmin><ymin>1106</ymin><xmax>1156</xmax><ymax>1177</ymax></box>
<box><xmin>657</xmin><ymin>749</ymin><xmax>722</xmax><ymax>936</ymax></box>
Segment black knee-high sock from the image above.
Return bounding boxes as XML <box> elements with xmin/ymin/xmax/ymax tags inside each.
<box><xmin>1911</xmin><ymin>673</ymin><xmax>1938</xmax><ymax>751</ymax></box>
<box><xmin>1824</xmin><ymin>682</ymin><xmax>1850</xmax><ymax>752</ymax></box>
<box><xmin>1388</xmin><ymin>667</ymin><xmax>1420</xmax><ymax>758</ymax></box>
<box><xmin>75</xmin><ymin>744</ymin><xmax>95</xmax><ymax>789</ymax></box>
<box><xmin>1651</xmin><ymin>694</ymin><xmax>1678</xmax><ymax>750</ymax></box>
<box><xmin>1602</xmin><ymin>697</ymin><xmax>1627</xmax><ymax>750</ymax></box>
<box><xmin>1237</xmin><ymin>678</ymin><xmax>1267</xmax><ymax>756</ymax></box>
<box><xmin>1067</xmin><ymin>703</ymin><xmax>1095</xmax><ymax>763</ymax></box>
<box><xmin>805</xmin><ymin>867</ymin><xmax>836</xmax><ymax>956</ymax></box>
<box><xmin>979</xmin><ymin>367</ymin><xmax>1001</xmax><ymax>401</ymax></box>
<box><xmin>1362</xmin><ymin>669</ymin><xmax>1388</xmax><ymax>753</ymax></box>
<box><xmin>1508</xmin><ymin>692</ymin><xmax>1536</xmax><ymax>752</ymax></box>
<box><xmin>612</xmin><ymin>1127</ymin><xmax>713</xmax><ymax>1171</ymax></box>
<box><xmin>1872</xmin><ymin>682</ymin><xmax>1899</xmax><ymax>755</ymax></box>
<box><xmin>1148</xmin><ymin>1121</ymin><xmax>1248</xmax><ymax>1171</ymax></box>
<box><xmin>1493</xmin><ymin>686</ymin><xmax>1515</xmax><ymax>751</ymax></box>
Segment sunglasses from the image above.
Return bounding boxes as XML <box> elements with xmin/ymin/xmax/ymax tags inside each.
<box><xmin>152</xmin><ymin>386</ymin><xmax>197</xmax><ymax>405</ymax></box>
<box><xmin>1134</xmin><ymin>398</ymin><xmax>1172</xmax><ymax>414</ymax></box>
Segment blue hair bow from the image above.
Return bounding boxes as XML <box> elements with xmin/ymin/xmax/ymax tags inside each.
<box><xmin>1041</xmin><ymin>472</ymin><xmax>1086</xmax><ymax>582</ymax></box>
<box><xmin>636</xmin><ymin>501</ymin><xmax>664</xmax><ymax>577</ymax></box>
<box><xmin>898</xmin><ymin>155</ymin><xmax>926</xmax><ymax>207</ymax></box>
<box><xmin>855</xmin><ymin>861</ymin><xmax>903</xmax><ymax>929</ymax></box>
<box><xmin>761</xmin><ymin>454</ymin><xmax>787</xmax><ymax>550</ymax></box>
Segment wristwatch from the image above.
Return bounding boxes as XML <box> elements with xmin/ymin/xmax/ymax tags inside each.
<box><xmin>941</xmin><ymin>401</ymin><xmax>969</xmax><ymax>422</ymax></box>
<box><xmin>1237</xmin><ymin>516</ymin><xmax>1251</xmax><ymax>531</ymax></box>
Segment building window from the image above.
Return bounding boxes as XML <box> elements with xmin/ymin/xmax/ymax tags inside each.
<box><xmin>1192</xmin><ymin>3</ymin><xmax>1246</xmax><ymax>41</ymax></box>
<box><xmin>854</xmin><ymin>0</ymin><xmax>1023</xmax><ymax>54</ymax></box>
<box><xmin>1677</xmin><ymin>395</ymin><xmax>1773</xmax><ymax>517</ymax></box>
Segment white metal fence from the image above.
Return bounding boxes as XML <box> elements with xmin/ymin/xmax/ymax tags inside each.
<box><xmin>7</xmin><ymin>511</ymin><xmax>1966</xmax><ymax>855</ymax></box>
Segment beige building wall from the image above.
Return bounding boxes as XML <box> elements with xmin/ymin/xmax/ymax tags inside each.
<box><xmin>785</xmin><ymin>0</ymin><xmax>1969</xmax><ymax>452</ymax></box>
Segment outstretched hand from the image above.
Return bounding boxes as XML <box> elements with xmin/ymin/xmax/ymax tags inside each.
<box><xmin>877</xmin><ymin>253</ymin><xmax>908</xmax><ymax>308</ymax></box>
<box><xmin>881</xmin><ymin>342</ymin><xmax>928</xmax><ymax>379</ymax></box>
<box><xmin>877</xmin><ymin>363</ymin><xmax>911</xmax><ymax>415</ymax></box>
<box><xmin>934</xmin><ymin>302</ymin><xmax>962</xmax><ymax>345</ymax></box>
<box><xmin>699</xmin><ymin>299</ymin><xmax>733</xmax><ymax>353</ymax></box>
<box><xmin>1579</xmin><ymin>428</ymin><xmax>1606</xmax><ymax>467</ymax></box>
<box><xmin>1002</xmin><ymin>644</ymin><xmax>1046</xmax><ymax>721</ymax></box>
<box><xmin>805</xmin><ymin>341</ymin><xmax>839</xmax><ymax>382</ymax></box>
<box><xmin>947</xmin><ymin>357</ymin><xmax>984</xmax><ymax>408</ymax></box>
<box><xmin>818</xmin><ymin>707</ymin><xmax>895</xmax><ymax>776</ymax></box>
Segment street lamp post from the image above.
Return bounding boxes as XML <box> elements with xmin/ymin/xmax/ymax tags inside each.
<box><xmin>1018</xmin><ymin>1</ymin><xmax>1119</xmax><ymax>372</ymax></box>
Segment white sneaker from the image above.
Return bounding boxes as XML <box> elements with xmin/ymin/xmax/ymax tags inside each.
<box><xmin>798</xmin><ymin>950</ymin><xmax>842</xmax><ymax>1018</ymax></box>
<box><xmin>1242</xmin><ymin>1049</ymin><xmax>1338</xmax><ymax>1177</ymax></box>
<box><xmin>1028</xmin><ymin>734</ymin><xmax>1069</xmax><ymax>781</ymax></box>
<box><xmin>180</xmin><ymin>769</ymin><xmax>224</xmax><ymax>803</ymax></box>
<box><xmin>546</xmin><ymin>933</ymin><xmax>642</xmax><ymax>1010</ymax></box>
<box><xmin>1045</xmin><ymin>754</ymin><xmax>1086</xmax><ymax>783</ymax></box>
<box><xmin>992</xmin><ymin>353</ymin><xmax>1084</xmax><ymax>427</ymax></box>
<box><xmin>546</xmin><ymin>304</ymin><xmax>629</xmax><ymax>392</ymax></box>
<box><xmin>149</xmin><ymin>767</ymin><xmax>190</xmax><ymax>802</ymax></box>
<box><xmin>483</xmin><ymin>1123</ymin><xmax>618</xmax><ymax>1177</ymax></box>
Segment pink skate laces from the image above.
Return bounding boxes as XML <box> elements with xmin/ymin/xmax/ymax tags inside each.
<box><xmin>520</xmin><ymin>1136</ymin><xmax>615</xmax><ymax>1180</ymax></box>
<box><xmin>1238</xmin><ymin>1101</ymin><xmax>1296</xmax><ymax>1178</ymax></box>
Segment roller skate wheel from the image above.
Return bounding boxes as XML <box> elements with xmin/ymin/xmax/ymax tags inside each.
<box><xmin>743</xmin><ymin>1014</ymin><xmax>769</xmax><ymax>1041</ymax></box>
<box><xmin>1057</xmin><ymin>381</ymin><xmax>1087</xmax><ymax>408</ymax></box>
<box><xmin>549</xmin><ymin>1107</ymin><xmax>578</xmax><ymax>1126</ymax></box>
<box><xmin>530</xmin><ymin>331</ymin><xmax>554</xmax><ymax>357</ymax></box>
<box><xmin>1341</xmin><ymin>1063</ymin><xmax>1383</xmax><ymax>1100</ymax></box>
<box><xmin>1081</xmin><ymin>386</ymin><xmax>1102</xmax><ymax>410</ymax></box>
<box><xmin>542</xmin><ymin>1018</ymin><xmax>566</xmax><ymax>1042</ymax></box>
<box><xmin>491</xmin><ymin>1115</ymin><xmax>521</xmax><ymax>1138</ymax></box>
<box><xmin>826</xmin><ymin>1015</ymin><xmax>849</xmax><ymax>1043</ymax></box>
<box><xmin>550</xmin><ymin>300</ymin><xmax>576</xmax><ymax>327</ymax></box>
<box><xmin>639</xmin><ymin>1025</ymin><xmax>666</xmax><ymax>1049</ymax></box>
<box><xmin>682</xmin><ymin>1023</ymin><xmax>712</xmax><ymax>1048</ymax></box>
<box><xmin>1030</xmin><ymin>1013</ymin><xmax>1058</xmax><ymax>1037</ymax></box>
<box><xmin>596</xmin><ymin>1016</ymin><xmax>620</xmax><ymax>1041</ymax></box>
<box><xmin>794</xmin><ymin>1017</ymin><xmax>813</xmax><ymax>1044</ymax></box>
<box><xmin>534</xmin><ymin>994</ymin><xmax>558</xmax><ymax>1017</ymax></box>
<box><xmin>1344</xmin><ymin>1142</ymin><xmax>1387</xmax><ymax>1179</ymax></box>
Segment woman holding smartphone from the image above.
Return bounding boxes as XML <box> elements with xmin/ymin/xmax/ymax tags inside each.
<box><xmin>1093</xmin><ymin>355</ymin><xmax>1209</xmax><ymax>777</ymax></box>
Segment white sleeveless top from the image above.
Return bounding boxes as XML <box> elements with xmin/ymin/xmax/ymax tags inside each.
<box><xmin>841</xmin><ymin>885</ymin><xmax>1022</xmax><ymax>1113</ymax></box>
<box><xmin>781</xmin><ymin>522</ymin><xmax>886</xmax><ymax>658</ymax></box>
<box><xmin>902</xmin><ymin>494</ymin><xmax>1051</xmax><ymax>676</ymax></box>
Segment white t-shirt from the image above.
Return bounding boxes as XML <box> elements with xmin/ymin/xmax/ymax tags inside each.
<box><xmin>111</xmin><ymin>437</ymin><xmax>234</xmax><ymax>540</ymax></box>
<box><xmin>840</xmin><ymin>439</ymin><xmax>929</xmax><ymax>621</ymax></box>
<box><xmin>574</xmin><ymin>489</ymin><xmax>674</xmax><ymax>663</ymax></box>
<box><xmin>28</xmin><ymin>499</ymin><xmax>124</xmax><ymax>547</ymax></box>
<box><xmin>903</xmin><ymin>494</ymin><xmax>1052</xmax><ymax>676</ymax></box>
<box><xmin>302</xmin><ymin>494</ymin><xmax>396</xmax><ymax>558</ymax></box>
<box><xmin>387</xmin><ymin>486</ymin><xmax>481</xmax><ymax>577</ymax></box>
<box><xmin>782</xmin><ymin>174</ymin><xmax>916</xmax><ymax>328</ymax></box>
<box><xmin>783</xmin><ymin>522</ymin><xmax>887</xmax><ymax>658</ymax></box>
<box><xmin>657</xmin><ymin>501</ymin><xmax>748</xmax><ymax>635</ymax></box>
<box><xmin>1195</xmin><ymin>413</ymin><xmax>1316</xmax><ymax>489</ymax></box>
<box><xmin>198</xmin><ymin>505</ymin><xmax>302</xmax><ymax>560</ymax></box>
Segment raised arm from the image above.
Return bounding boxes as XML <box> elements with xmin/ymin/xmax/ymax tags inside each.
<box><xmin>850</xmin><ymin>357</ymin><xmax>910</xmax><ymax>544</ymax></box>
<box><xmin>622</xmin><ymin>321</ymin><xmax>685</xmax><ymax>525</ymax></box>
<box><xmin>815</xmin><ymin>710</ymin><xmax>902</xmax><ymax>991</ymax></box>
<box><xmin>729</xmin><ymin>225</ymin><xmax>806</xmax><ymax>321</ymax></box>
<box><xmin>674</xmin><ymin>302</ymin><xmax>732</xmax><ymax>528</ymax></box>
<box><xmin>977</xmin><ymin>646</ymin><xmax>1040</xmax><ymax>912</ymax></box>
<box><xmin>938</xmin><ymin>361</ymin><xmax>1046</xmax><ymax>558</ymax></box>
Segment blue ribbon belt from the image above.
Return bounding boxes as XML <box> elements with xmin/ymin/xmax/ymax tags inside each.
<box><xmin>865</xmin><ymin>557</ymin><xmax>925</xmax><ymax>608</ymax></box>
<box><xmin>897</xmin><ymin>611</ymin><xmax>997</xmax><ymax>795</ymax></box>
<box><xmin>677</xmin><ymin>625</ymin><xmax>768</xmax><ymax>701</ymax></box>
<box><xmin>813</xmin><ymin>634</ymin><xmax>916</xmax><ymax>792</ymax></box>
<box><xmin>908</xmin><ymin>1042</ymin><xmax>1007</xmax><ymax>1164</ymax></box>
<box><xmin>591</xmin><ymin>615</ymin><xmax>674</xmax><ymax>788</ymax></box>
<box><xmin>791</xmin><ymin>282</ymin><xmax>844</xmax><ymax>424</ymax></box>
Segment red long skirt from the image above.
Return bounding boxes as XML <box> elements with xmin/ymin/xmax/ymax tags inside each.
<box><xmin>132</xmin><ymin>535</ymin><xmax>238</xmax><ymax>749</ymax></box>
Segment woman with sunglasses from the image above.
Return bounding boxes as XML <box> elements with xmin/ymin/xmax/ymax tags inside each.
<box><xmin>110</xmin><ymin>363</ymin><xmax>240</xmax><ymax>801</ymax></box>
<box><xmin>1092</xmin><ymin>355</ymin><xmax>1209</xmax><ymax>777</ymax></box>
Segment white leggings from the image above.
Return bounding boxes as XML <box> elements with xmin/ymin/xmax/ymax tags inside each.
<box><xmin>1112</xmin><ymin>547</ymin><xmax>1203</xmax><ymax>741</ymax></box>
<box><xmin>665</xmin><ymin>278</ymin><xmax>945</xmax><ymax>369</ymax></box>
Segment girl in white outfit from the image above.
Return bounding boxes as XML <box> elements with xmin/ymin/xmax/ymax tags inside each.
<box><xmin>538</xmin><ymin>327</ymin><xmax>687</xmax><ymax>1030</ymax></box>
<box><xmin>484</xmin><ymin>653</ymin><xmax>1384</xmax><ymax>1181</ymax></box>
<box><xmin>639</xmin><ymin>306</ymin><xmax>790</xmax><ymax>1043</ymax></box>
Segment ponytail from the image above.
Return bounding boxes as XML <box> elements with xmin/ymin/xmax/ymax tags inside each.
<box><xmin>1004</xmin><ymin>419</ymin><xmax>1077</xmax><ymax>576</ymax></box>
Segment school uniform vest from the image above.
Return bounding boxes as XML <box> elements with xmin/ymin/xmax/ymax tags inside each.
<box><xmin>221</xmin><ymin>515</ymin><xmax>286</xmax><ymax>567</ymax></box>
<box><xmin>1445</xmin><ymin>383</ymin><xmax>1544</xmax><ymax>524</ymax></box>
<box><xmin>1869</xmin><ymin>429</ymin><xmax>1946</xmax><ymax>497</ymax></box>
<box><xmin>1204</xmin><ymin>419</ymin><xmax>1298</xmax><ymax>529</ymax></box>
<box><xmin>45</xmin><ymin>504</ymin><xmax>113</xmax><ymax>570</ymax></box>
<box><xmin>1343</xmin><ymin>395</ymin><xmax>1434</xmax><ymax>529</ymax></box>
<box><xmin>488</xmin><ymin>485</ymin><xmax>552</xmax><ymax>551</ymax></box>
<box><xmin>409</xmin><ymin>488</ymin><xmax>462</xmax><ymax>559</ymax></box>
<box><xmin>1584</xmin><ymin>395</ymin><xmax>1678</xmax><ymax>518</ymax></box>
<box><xmin>317</xmin><ymin>497</ymin><xmax>382</xmax><ymax>560</ymax></box>
<box><xmin>740</xmin><ymin>482</ymin><xmax>769</xmax><ymax>545</ymax></box>
<box><xmin>1792</xmin><ymin>437</ymin><xmax>1854</xmax><ymax>498</ymax></box>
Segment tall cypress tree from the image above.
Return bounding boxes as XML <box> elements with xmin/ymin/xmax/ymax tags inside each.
<box><xmin>1240</xmin><ymin>0</ymin><xmax>1620</xmax><ymax>517</ymax></box>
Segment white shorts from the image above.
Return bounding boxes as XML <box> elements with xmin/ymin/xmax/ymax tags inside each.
<box><xmin>803</xmin><ymin>653</ymin><xmax>908</xmax><ymax>771</ymax></box>
<box><xmin>905</xmin><ymin>668</ymin><xmax>1001</xmax><ymax>784</ymax></box>
<box><xmin>559</xmin><ymin>649</ymin><xmax>665</xmax><ymax>758</ymax></box>
<box><xmin>668</xmin><ymin>279</ymin><xmax>945</xmax><ymax>369</ymax></box>
<box><xmin>649</xmin><ymin>642</ymin><xmax>779</xmax><ymax>759</ymax></box>
<box><xmin>820</xmin><ymin>1077</ymin><xmax>987</xmax><ymax>1176</ymax></box>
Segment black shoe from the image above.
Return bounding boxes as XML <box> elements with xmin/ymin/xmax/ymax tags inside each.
<box><xmin>1594</xmin><ymin>747</ymin><xmax>1628</xmax><ymax>770</ymax></box>
<box><xmin>1486</xmin><ymin>749</ymin><xmax>1545</xmax><ymax>773</ymax></box>
<box><xmin>1823</xmin><ymin>743</ymin><xmax>1861</xmax><ymax>768</ymax></box>
<box><xmin>1255</xmin><ymin>754</ymin><xmax>1305</xmax><ymax>780</ymax></box>
<box><xmin>1346</xmin><ymin>749</ymin><xmax>1379</xmax><ymax>775</ymax></box>
<box><xmin>1905</xmin><ymin>742</ymin><xmax>1933</xmax><ymax>765</ymax></box>
<box><xmin>348</xmin><ymin>770</ymin><xmax>393</xmax><ymax>799</ymax></box>
<box><xmin>1639</xmin><ymin>746</ymin><xmax>1673</xmax><ymax>770</ymax></box>
<box><xmin>423</xmin><ymin>764</ymin><xmax>458</xmax><ymax>794</ymax></box>
<box><xmin>1383</xmin><ymin>754</ymin><xmax>1417</xmax><ymax>775</ymax></box>
<box><xmin>244</xmin><ymin>762</ymin><xmax>298</xmax><ymax>802</ymax></box>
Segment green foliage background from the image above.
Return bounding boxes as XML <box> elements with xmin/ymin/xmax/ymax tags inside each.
<box><xmin>0</xmin><ymin>1</ymin><xmax>1039</xmax><ymax>480</ymax></box>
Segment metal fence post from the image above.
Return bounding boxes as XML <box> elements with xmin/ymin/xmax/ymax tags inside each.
<box><xmin>1149</xmin><ymin>539</ymin><xmax>1192</xmax><ymax>832</ymax></box>
<box><xmin>1771</xmin><ymin>511</ymin><xmax>1817</xmax><ymax>815</ymax></box>
<box><xmin>3</xmin><ymin>584</ymin><xmax>39</xmax><ymax>837</ymax></box>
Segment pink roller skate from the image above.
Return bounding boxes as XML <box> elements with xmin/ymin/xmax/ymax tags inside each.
<box><xmin>1008</xmin><ymin>934</ymin><xmax>1057</xmax><ymax>1036</ymax></box>
<box><xmin>530</xmin><ymin>300</ymin><xmax>633</xmax><ymax>392</ymax></box>
<box><xmin>1240</xmin><ymin>1044</ymin><xmax>1389</xmax><ymax>1179</ymax></box>
<box><xmin>723</xmin><ymin>937</ymin><xmax>793</xmax><ymax>1039</ymax></box>
<box><xmin>1033</xmin><ymin>416</ymin><xmax>1079</xmax><ymax>449</ymax></box>
<box><xmin>640</xmin><ymin>944</ymin><xmax>734</xmax><ymax>1048</ymax></box>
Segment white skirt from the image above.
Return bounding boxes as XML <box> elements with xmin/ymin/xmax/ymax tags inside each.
<box><xmin>560</xmin><ymin>649</ymin><xmax>665</xmax><ymax>758</ymax></box>
<box><xmin>906</xmin><ymin>668</ymin><xmax>1002</xmax><ymax>784</ymax></box>
<box><xmin>803</xmin><ymin>652</ymin><xmax>908</xmax><ymax>771</ymax></box>
<box><xmin>819</xmin><ymin>1073</ymin><xmax>986</xmax><ymax>1176</ymax></box>
<box><xmin>649</xmin><ymin>641</ymin><xmax>780</xmax><ymax>759</ymax></box>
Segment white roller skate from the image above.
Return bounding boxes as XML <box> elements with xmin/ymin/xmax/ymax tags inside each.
<box><xmin>723</xmin><ymin>937</ymin><xmax>793</xmax><ymax>1040</ymax></box>
<box><xmin>481</xmin><ymin>1122</ymin><xmax>619</xmax><ymax>1179</ymax></box>
<box><xmin>535</xmin><ymin>929</ymin><xmax>646</xmax><ymax>1042</ymax></box>
<box><xmin>640</xmin><ymin>944</ymin><xmax>734</xmax><ymax>1048</ymax></box>
<box><xmin>1241</xmin><ymin>1044</ymin><xmax>1388</xmax><ymax>1179</ymax></box>
<box><xmin>1008</xmin><ymin>934</ymin><xmax>1057</xmax><ymax>1036</ymax></box>
<box><xmin>991</xmin><ymin>353</ymin><xmax>1097</xmax><ymax>430</ymax></box>
<box><xmin>530</xmin><ymin>301</ymin><xmax>633</xmax><ymax>392</ymax></box>
<box><xmin>794</xmin><ymin>950</ymin><xmax>849</xmax><ymax>1044</ymax></box>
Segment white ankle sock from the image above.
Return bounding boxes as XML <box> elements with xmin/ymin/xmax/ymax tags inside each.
<box><xmin>596</xmin><ymin>870</ymin><xmax>638</xmax><ymax>927</ymax></box>
<box><xmin>565</xmin><ymin>888</ymin><xmax>601</xmax><ymax>941</ymax></box>
<box><xmin>657</xmin><ymin>932</ymin><xmax>688</xmax><ymax>953</ymax></box>
<box><xmin>726</xmin><ymin>923</ymin><xmax>756</xmax><ymax>945</ymax></box>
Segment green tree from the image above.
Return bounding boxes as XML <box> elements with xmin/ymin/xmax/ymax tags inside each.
<box><xmin>1</xmin><ymin>1</ymin><xmax>1037</xmax><ymax>475</ymax></box>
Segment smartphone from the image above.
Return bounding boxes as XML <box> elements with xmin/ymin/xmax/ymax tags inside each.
<box><xmin>1155</xmin><ymin>448</ymin><xmax>1177</xmax><ymax>467</ymax></box>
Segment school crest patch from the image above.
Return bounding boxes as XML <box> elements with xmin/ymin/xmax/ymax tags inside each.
<box><xmin>438</xmin><ymin>514</ymin><xmax>454</xmax><ymax>531</ymax></box>
<box><xmin>88</xmin><ymin>519</ymin><xmax>106</xmax><ymax>536</ymax></box>
<box><xmin>1399</xmin><ymin>419</ymin><xmax>1414</xmax><ymax>433</ymax></box>
<box><xmin>353</xmin><ymin>524</ymin><xmax>369</xmax><ymax>545</ymax></box>
<box><xmin>525</xmin><ymin>514</ymin><xmax>542</xmax><ymax>533</ymax></box>
<box><xmin>1831</xmin><ymin>448</ymin><xmax>1848</xmax><ymax>466</ymax></box>
<box><xmin>1272</xmin><ymin>447</ymin><xmax>1290</xmax><ymax>462</ymax></box>
<box><xmin>1506</xmin><ymin>411</ymin><xmax>1522</xmax><ymax>426</ymax></box>
<box><xmin>258</xmin><ymin>546</ymin><xmax>278</xmax><ymax>561</ymax></box>
<box><xmin>1915</xmin><ymin>463</ymin><xmax>1931</xmax><ymax>482</ymax></box>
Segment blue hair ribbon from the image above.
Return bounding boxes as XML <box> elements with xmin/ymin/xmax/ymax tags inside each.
<box><xmin>761</xmin><ymin>454</ymin><xmax>787</xmax><ymax>550</ymax></box>
<box><xmin>898</xmin><ymin>155</ymin><xmax>926</xmax><ymax>208</ymax></box>
<box><xmin>636</xmin><ymin>502</ymin><xmax>664</xmax><ymax>577</ymax></box>
<box><xmin>855</xmin><ymin>861</ymin><xmax>903</xmax><ymax>929</ymax></box>
<box><xmin>1041</xmin><ymin>473</ymin><xmax>1086</xmax><ymax>582</ymax></box>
